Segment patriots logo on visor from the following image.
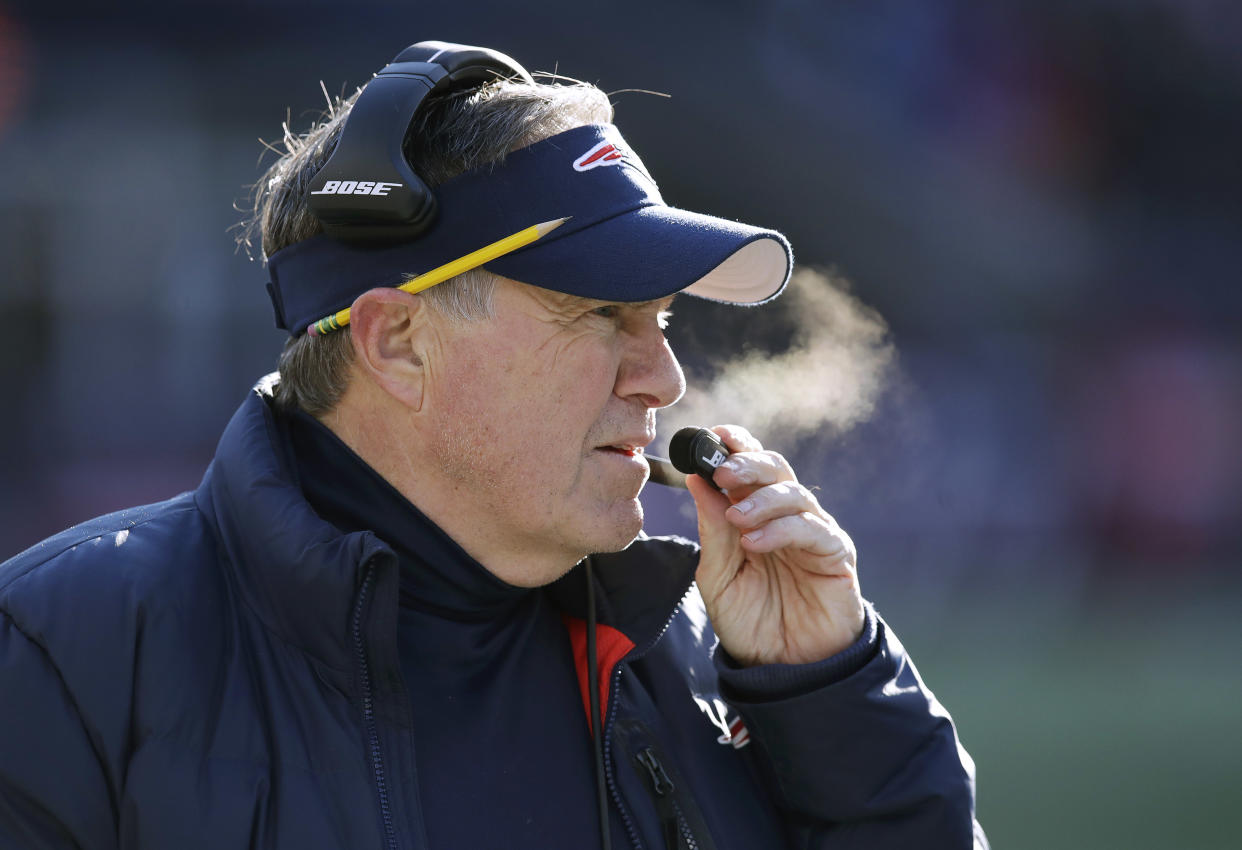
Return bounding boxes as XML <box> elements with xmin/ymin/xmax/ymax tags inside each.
<box><xmin>573</xmin><ymin>140</ymin><xmax>627</xmax><ymax>172</ymax></box>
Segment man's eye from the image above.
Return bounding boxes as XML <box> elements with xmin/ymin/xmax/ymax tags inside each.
<box><xmin>591</xmin><ymin>305</ymin><xmax>620</xmax><ymax>319</ymax></box>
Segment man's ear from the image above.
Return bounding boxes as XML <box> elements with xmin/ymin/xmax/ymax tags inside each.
<box><xmin>347</xmin><ymin>287</ymin><xmax>429</xmax><ymax>411</ymax></box>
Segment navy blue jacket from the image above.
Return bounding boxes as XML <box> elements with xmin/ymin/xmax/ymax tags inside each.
<box><xmin>0</xmin><ymin>384</ymin><xmax>987</xmax><ymax>849</ymax></box>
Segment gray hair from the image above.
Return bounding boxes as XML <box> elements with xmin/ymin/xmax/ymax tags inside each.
<box><xmin>241</xmin><ymin>77</ymin><xmax>614</xmax><ymax>416</ymax></box>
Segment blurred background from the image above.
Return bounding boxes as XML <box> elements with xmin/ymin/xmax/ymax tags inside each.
<box><xmin>1</xmin><ymin>1</ymin><xmax>1239</xmax><ymax>846</ymax></box>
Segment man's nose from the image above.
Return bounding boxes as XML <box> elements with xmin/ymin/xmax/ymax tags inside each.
<box><xmin>617</xmin><ymin>325</ymin><xmax>686</xmax><ymax>410</ymax></box>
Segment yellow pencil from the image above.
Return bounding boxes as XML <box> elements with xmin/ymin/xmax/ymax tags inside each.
<box><xmin>307</xmin><ymin>216</ymin><xmax>570</xmax><ymax>337</ymax></box>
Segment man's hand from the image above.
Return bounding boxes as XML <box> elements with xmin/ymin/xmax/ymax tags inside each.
<box><xmin>688</xmin><ymin>425</ymin><xmax>865</xmax><ymax>667</ymax></box>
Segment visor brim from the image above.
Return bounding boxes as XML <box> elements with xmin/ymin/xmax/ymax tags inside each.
<box><xmin>485</xmin><ymin>204</ymin><xmax>793</xmax><ymax>305</ymax></box>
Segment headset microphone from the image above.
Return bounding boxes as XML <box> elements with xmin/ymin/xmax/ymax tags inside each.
<box><xmin>664</xmin><ymin>427</ymin><xmax>731</xmax><ymax>491</ymax></box>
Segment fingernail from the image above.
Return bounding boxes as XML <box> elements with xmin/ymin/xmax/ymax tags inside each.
<box><xmin>731</xmin><ymin>499</ymin><xmax>754</xmax><ymax>515</ymax></box>
<box><xmin>743</xmin><ymin>528</ymin><xmax>764</xmax><ymax>543</ymax></box>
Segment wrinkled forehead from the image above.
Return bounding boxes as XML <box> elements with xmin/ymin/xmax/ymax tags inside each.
<box><xmin>499</xmin><ymin>276</ymin><xmax>677</xmax><ymax>315</ymax></box>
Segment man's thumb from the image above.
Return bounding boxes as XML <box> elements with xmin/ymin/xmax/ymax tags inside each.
<box><xmin>685</xmin><ymin>474</ymin><xmax>739</xmax><ymax>596</ymax></box>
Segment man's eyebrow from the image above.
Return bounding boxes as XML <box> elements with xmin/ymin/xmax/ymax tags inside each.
<box><xmin>567</xmin><ymin>294</ymin><xmax>677</xmax><ymax>311</ymax></box>
<box><xmin>629</xmin><ymin>295</ymin><xmax>678</xmax><ymax>310</ymax></box>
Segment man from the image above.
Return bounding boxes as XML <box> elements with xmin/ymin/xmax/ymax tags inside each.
<box><xmin>0</xmin><ymin>42</ymin><xmax>987</xmax><ymax>849</ymax></box>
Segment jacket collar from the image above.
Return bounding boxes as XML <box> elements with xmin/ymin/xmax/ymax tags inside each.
<box><xmin>194</xmin><ymin>379</ymin><xmax>390</xmax><ymax>673</ymax></box>
<box><xmin>550</xmin><ymin>532</ymin><xmax>699</xmax><ymax>657</ymax></box>
<box><xmin>282</xmin><ymin>403</ymin><xmax>529</xmax><ymax>620</ymax></box>
<box><xmin>194</xmin><ymin>377</ymin><xmax>698</xmax><ymax>670</ymax></box>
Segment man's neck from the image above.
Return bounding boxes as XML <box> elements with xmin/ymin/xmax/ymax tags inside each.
<box><xmin>319</xmin><ymin>391</ymin><xmax>585</xmax><ymax>588</ymax></box>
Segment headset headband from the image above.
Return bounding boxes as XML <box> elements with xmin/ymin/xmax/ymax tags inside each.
<box><xmin>307</xmin><ymin>41</ymin><xmax>533</xmax><ymax>243</ymax></box>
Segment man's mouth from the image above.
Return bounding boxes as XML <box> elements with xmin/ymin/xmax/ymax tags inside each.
<box><xmin>597</xmin><ymin>444</ymin><xmax>644</xmax><ymax>457</ymax></box>
<box><xmin>595</xmin><ymin>433</ymin><xmax>655</xmax><ymax>458</ymax></box>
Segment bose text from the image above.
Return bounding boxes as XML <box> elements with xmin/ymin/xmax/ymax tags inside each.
<box><xmin>310</xmin><ymin>180</ymin><xmax>404</xmax><ymax>196</ymax></box>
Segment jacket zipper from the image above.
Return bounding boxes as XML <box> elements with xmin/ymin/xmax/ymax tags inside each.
<box><xmin>352</xmin><ymin>562</ymin><xmax>399</xmax><ymax>850</ymax></box>
<box><xmin>635</xmin><ymin>748</ymin><xmax>698</xmax><ymax>850</ymax></box>
<box><xmin>602</xmin><ymin>665</ymin><xmax>643</xmax><ymax>849</ymax></box>
<box><xmin>600</xmin><ymin>578</ymin><xmax>700</xmax><ymax>850</ymax></box>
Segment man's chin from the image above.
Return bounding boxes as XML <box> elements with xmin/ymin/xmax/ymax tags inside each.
<box><xmin>588</xmin><ymin>500</ymin><xmax>645</xmax><ymax>555</ymax></box>
<box><xmin>591</xmin><ymin>529</ymin><xmax>643</xmax><ymax>556</ymax></box>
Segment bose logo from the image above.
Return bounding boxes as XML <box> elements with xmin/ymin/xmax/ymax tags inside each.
<box><xmin>311</xmin><ymin>180</ymin><xmax>403</xmax><ymax>196</ymax></box>
<box><xmin>701</xmin><ymin>450</ymin><xmax>727</xmax><ymax>469</ymax></box>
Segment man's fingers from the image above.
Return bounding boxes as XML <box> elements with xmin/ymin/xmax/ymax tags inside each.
<box><xmin>711</xmin><ymin>450</ymin><xmax>797</xmax><ymax>493</ymax></box>
<box><xmin>685</xmin><ymin>473</ymin><xmax>742</xmax><ymax>595</ymax></box>
<box><xmin>724</xmin><ymin>481</ymin><xmax>821</xmax><ymax>529</ymax></box>
<box><xmin>703</xmin><ymin>425</ymin><xmax>796</xmax><ymax>495</ymax></box>
<box><xmin>735</xmin><ymin>512</ymin><xmax>853</xmax><ymax>564</ymax></box>
<box><xmin>711</xmin><ymin>424</ymin><xmax>764</xmax><ymax>454</ymax></box>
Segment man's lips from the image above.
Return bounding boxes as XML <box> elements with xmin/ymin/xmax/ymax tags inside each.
<box><xmin>594</xmin><ymin>435</ymin><xmax>655</xmax><ymax>457</ymax></box>
<box><xmin>596</xmin><ymin>445</ymin><xmax>644</xmax><ymax>457</ymax></box>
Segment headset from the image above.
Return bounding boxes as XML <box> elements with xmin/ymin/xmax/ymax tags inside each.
<box><xmin>307</xmin><ymin>41</ymin><xmax>534</xmax><ymax>243</ymax></box>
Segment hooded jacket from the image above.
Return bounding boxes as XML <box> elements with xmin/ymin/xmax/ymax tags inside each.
<box><xmin>0</xmin><ymin>383</ymin><xmax>987</xmax><ymax>849</ymax></box>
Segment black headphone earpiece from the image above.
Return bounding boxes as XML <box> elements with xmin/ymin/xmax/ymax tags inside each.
<box><xmin>306</xmin><ymin>41</ymin><xmax>533</xmax><ymax>244</ymax></box>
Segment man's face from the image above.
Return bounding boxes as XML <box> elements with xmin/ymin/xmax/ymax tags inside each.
<box><xmin>420</xmin><ymin>277</ymin><xmax>685</xmax><ymax>585</ymax></box>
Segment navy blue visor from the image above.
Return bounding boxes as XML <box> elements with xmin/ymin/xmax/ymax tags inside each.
<box><xmin>266</xmin><ymin>124</ymin><xmax>793</xmax><ymax>336</ymax></box>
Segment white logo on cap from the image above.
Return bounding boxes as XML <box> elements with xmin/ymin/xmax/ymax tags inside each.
<box><xmin>573</xmin><ymin>140</ymin><xmax>626</xmax><ymax>172</ymax></box>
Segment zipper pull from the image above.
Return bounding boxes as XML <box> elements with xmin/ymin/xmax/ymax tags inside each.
<box><xmin>637</xmin><ymin>747</ymin><xmax>676</xmax><ymax>796</ymax></box>
<box><xmin>636</xmin><ymin>748</ymin><xmax>684</xmax><ymax>849</ymax></box>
